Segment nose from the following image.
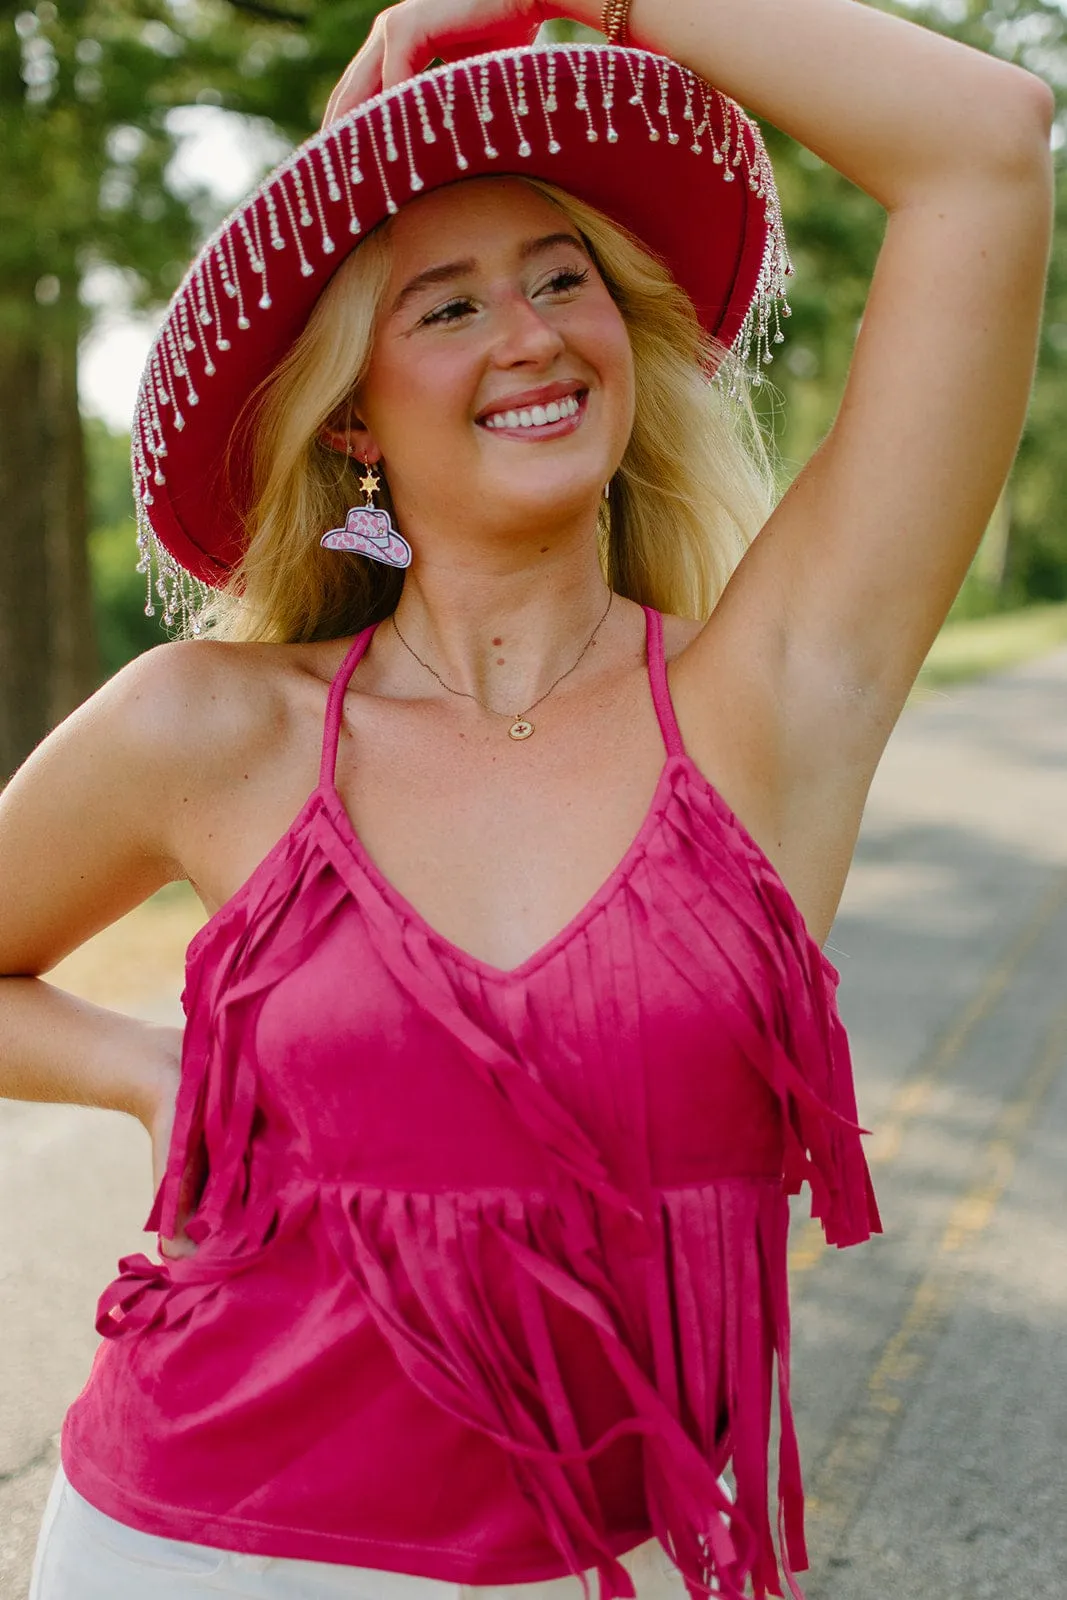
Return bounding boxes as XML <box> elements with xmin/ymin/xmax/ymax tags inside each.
<box><xmin>489</xmin><ymin>290</ymin><xmax>566</xmax><ymax>368</ymax></box>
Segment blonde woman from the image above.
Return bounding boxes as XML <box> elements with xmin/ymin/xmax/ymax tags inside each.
<box><xmin>3</xmin><ymin>0</ymin><xmax>1052</xmax><ymax>1596</ymax></box>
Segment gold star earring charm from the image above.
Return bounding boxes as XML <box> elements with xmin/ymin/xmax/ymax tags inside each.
<box><xmin>359</xmin><ymin>462</ymin><xmax>381</xmax><ymax>505</ymax></box>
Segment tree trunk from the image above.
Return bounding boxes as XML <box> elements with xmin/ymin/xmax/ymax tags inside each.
<box><xmin>0</xmin><ymin>288</ymin><xmax>99</xmax><ymax>782</ymax></box>
<box><xmin>41</xmin><ymin>293</ymin><xmax>99</xmax><ymax>729</ymax></box>
<box><xmin>0</xmin><ymin>309</ymin><xmax>51</xmax><ymax>780</ymax></box>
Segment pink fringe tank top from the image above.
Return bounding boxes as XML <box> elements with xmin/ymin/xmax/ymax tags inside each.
<box><xmin>62</xmin><ymin>605</ymin><xmax>880</xmax><ymax>1600</ymax></box>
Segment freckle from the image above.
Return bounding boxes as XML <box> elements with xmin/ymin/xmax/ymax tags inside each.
<box><xmin>496</xmin><ymin>656</ymin><xmax>506</xmax><ymax>665</ymax></box>
<box><xmin>492</xmin><ymin>637</ymin><xmax>502</xmax><ymax>646</ymax></box>
<box><xmin>539</xmin><ymin>546</ymin><xmax>549</xmax><ymax>554</ymax></box>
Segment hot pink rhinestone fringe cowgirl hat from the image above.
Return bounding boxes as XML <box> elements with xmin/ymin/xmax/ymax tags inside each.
<box><xmin>132</xmin><ymin>42</ymin><xmax>793</xmax><ymax>629</ymax></box>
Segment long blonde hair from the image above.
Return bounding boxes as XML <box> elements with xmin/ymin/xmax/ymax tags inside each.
<box><xmin>201</xmin><ymin>178</ymin><xmax>777</xmax><ymax>642</ymax></box>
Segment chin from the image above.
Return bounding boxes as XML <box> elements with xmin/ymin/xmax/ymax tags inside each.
<box><xmin>490</xmin><ymin>469</ymin><xmax>605</xmax><ymax>523</ymax></box>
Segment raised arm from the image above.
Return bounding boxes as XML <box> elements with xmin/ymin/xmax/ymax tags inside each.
<box><xmin>331</xmin><ymin>0</ymin><xmax>1053</xmax><ymax>757</ymax></box>
<box><xmin>610</xmin><ymin>0</ymin><xmax>1055</xmax><ymax>743</ymax></box>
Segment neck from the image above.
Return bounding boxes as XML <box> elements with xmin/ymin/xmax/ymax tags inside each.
<box><xmin>385</xmin><ymin>544</ymin><xmax>615</xmax><ymax>713</ymax></box>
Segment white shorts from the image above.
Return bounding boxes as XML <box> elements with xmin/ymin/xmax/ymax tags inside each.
<box><xmin>29</xmin><ymin>1462</ymin><xmax>691</xmax><ymax>1599</ymax></box>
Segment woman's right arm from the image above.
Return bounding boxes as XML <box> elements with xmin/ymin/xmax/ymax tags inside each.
<box><xmin>0</xmin><ymin>643</ymin><xmax>220</xmax><ymax>1246</ymax></box>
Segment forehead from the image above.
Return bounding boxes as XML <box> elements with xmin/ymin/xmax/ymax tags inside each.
<box><xmin>384</xmin><ymin>177</ymin><xmax>575</xmax><ymax>270</ymax></box>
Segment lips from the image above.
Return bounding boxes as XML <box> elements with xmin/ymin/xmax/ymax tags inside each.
<box><xmin>482</xmin><ymin>392</ymin><xmax>582</xmax><ymax>430</ymax></box>
<box><xmin>475</xmin><ymin>381</ymin><xmax>586</xmax><ymax>426</ymax></box>
<box><xmin>477</xmin><ymin>389</ymin><xmax>588</xmax><ymax>440</ymax></box>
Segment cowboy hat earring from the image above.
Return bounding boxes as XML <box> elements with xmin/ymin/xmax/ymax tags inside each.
<box><xmin>321</xmin><ymin>451</ymin><xmax>413</xmax><ymax>569</ymax></box>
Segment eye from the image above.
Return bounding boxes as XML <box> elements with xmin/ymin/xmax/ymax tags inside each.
<box><xmin>420</xmin><ymin>295</ymin><xmax>478</xmax><ymax>327</ymax></box>
<box><xmin>537</xmin><ymin>266</ymin><xmax>590</xmax><ymax>297</ymax></box>
<box><xmin>418</xmin><ymin>266</ymin><xmax>590</xmax><ymax>329</ymax></box>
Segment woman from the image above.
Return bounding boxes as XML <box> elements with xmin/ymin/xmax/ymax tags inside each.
<box><xmin>3</xmin><ymin>0</ymin><xmax>1053</xmax><ymax>1593</ymax></box>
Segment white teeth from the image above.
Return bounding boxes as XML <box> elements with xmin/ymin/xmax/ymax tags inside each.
<box><xmin>482</xmin><ymin>393</ymin><xmax>582</xmax><ymax>430</ymax></box>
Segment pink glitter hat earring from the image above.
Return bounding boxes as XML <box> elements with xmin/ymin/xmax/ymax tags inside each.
<box><xmin>321</xmin><ymin>458</ymin><xmax>412</xmax><ymax>570</ymax></box>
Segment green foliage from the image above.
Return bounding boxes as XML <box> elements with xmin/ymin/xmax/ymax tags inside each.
<box><xmin>0</xmin><ymin>1</ymin><xmax>215</xmax><ymax>324</ymax></box>
<box><xmin>90</xmin><ymin>516</ymin><xmax>162</xmax><ymax>675</ymax></box>
<box><xmin>750</xmin><ymin>0</ymin><xmax>1067</xmax><ymax>613</ymax></box>
<box><xmin>83</xmin><ymin>417</ymin><xmax>150</xmax><ymax>676</ymax></box>
<box><xmin>84</xmin><ymin>414</ymin><xmax>132</xmax><ymax>526</ymax></box>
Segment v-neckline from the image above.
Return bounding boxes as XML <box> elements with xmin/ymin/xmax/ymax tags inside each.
<box><xmin>316</xmin><ymin>755</ymin><xmax>684</xmax><ymax>984</ymax></box>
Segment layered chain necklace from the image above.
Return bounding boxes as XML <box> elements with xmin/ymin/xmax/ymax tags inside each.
<box><xmin>390</xmin><ymin>589</ymin><xmax>614</xmax><ymax>741</ymax></box>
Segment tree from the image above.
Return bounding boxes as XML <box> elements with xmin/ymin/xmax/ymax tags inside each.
<box><xmin>1</xmin><ymin>0</ymin><xmax>199</xmax><ymax>773</ymax></box>
<box><xmin>0</xmin><ymin>0</ymin><xmax>392</xmax><ymax>776</ymax></box>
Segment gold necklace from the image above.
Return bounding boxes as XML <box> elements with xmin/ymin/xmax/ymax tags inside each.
<box><xmin>390</xmin><ymin>590</ymin><xmax>614</xmax><ymax>741</ymax></box>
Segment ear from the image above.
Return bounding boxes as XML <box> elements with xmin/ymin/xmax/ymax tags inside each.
<box><xmin>318</xmin><ymin>420</ymin><xmax>382</xmax><ymax>463</ymax></box>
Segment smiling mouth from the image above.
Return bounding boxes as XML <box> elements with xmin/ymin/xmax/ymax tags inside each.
<box><xmin>477</xmin><ymin>389</ymin><xmax>588</xmax><ymax>439</ymax></box>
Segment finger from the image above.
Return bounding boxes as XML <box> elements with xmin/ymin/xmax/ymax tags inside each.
<box><xmin>380</xmin><ymin>19</ymin><xmax>423</xmax><ymax>94</ymax></box>
<box><xmin>323</xmin><ymin>33</ymin><xmax>386</xmax><ymax>126</ymax></box>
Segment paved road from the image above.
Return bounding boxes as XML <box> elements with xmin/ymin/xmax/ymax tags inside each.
<box><xmin>2</xmin><ymin>650</ymin><xmax>1066</xmax><ymax>1600</ymax></box>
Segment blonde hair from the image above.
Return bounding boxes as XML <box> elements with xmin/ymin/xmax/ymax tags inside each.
<box><xmin>201</xmin><ymin>178</ymin><xmax>777</xmax><ymax>642</ymax></box>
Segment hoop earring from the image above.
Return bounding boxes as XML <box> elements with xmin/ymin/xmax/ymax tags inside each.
<box><xmin>321</xmin><ymin>460</ymin><xmax>412</xmax><ymax>569</ymax></box>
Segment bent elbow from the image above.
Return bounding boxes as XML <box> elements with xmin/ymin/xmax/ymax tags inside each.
<box><xmin>996</xmin><ymin>68</ymin><xmax>1056</xmax><ymax>176</ymax></box>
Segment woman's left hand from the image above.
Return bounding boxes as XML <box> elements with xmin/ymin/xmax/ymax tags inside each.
<box><xmin>322</xmin><ymin>0</ymin><xmax>565</xmax><ymax>125</ymax></box>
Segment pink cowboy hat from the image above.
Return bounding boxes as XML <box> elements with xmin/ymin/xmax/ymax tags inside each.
<box><xmin>132</xmin><ymin>42</ymin><xmax>792</xmax><ymax>624</ymax></box>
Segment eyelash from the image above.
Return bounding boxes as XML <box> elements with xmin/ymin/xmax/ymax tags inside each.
<box><xmin>420</xmin><ymin>267</ymin><xmax>590</xmax><ymax>327</ymax></box>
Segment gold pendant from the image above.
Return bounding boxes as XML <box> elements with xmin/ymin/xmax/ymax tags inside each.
<box><xmin>509</xmin><ymin>718</ymin><xmax>534</xmax><ymax>741</ymax></box>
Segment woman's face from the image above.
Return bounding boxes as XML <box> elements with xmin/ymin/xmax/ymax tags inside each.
<box><xmin>349</xmin><ymin>177</ymin><xmax>635</xmax><ymax>548</ymax></box>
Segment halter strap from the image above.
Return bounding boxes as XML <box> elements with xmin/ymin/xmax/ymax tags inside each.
<box><xmin>643</xmin><ymin>604</ymin><xmax>686</xmax><ymax>758</ymax></box>
<box><xmin>319</xmin><ymin>621</ymin><xmax>380</xmax><ymax>790</ymax></box>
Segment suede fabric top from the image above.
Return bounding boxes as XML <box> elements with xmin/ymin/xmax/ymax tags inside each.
<box><xmin>62</xmin><ymin>605</ymin><xmax>880</xmax><ymax>1600</ymax></box>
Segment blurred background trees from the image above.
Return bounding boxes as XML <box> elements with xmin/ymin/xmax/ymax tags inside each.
<box><xmin>1</xmin><ymin>0</ymin><xmax>1064</xmax><ymax>776</ymax></box>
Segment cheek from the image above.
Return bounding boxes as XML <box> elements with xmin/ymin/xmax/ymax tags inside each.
<box><xmin>370</xmin><ymin>346</ymin><xmax>480</xmax><ymax>449</ymax></box>
<box><xmin>599</xmin><ymin>336</ymin><xmax>636</xmax><ymax>438</ymax></box>
<box><xmin>579</xmin><ymin>303</ymin><xmax>634</xmax><ymax>403</ymax></box>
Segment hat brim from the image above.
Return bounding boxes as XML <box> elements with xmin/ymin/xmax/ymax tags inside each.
<box><xmin>134</xmin><ymin>44</ymin><xmax>790</xmax><ymax>600</ymax></box>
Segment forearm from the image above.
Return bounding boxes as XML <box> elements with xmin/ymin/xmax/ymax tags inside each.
<box><xmin>566</xmin><ymin>0</ymin><xmax>1050</xmax><ymax>207</ymax></box>
<box><xmin>0</xmin><ymin>976</ymin><xmax>172</xmax><ymax>1128</ymax></box>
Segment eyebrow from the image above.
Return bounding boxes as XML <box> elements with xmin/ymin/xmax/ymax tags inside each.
<box><xmin>389</xmin><ymin>232</ymin><xmax>588</xmax><ymax>318</ymax></box>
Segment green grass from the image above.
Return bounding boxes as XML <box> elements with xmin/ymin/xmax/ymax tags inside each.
<box><xmin>911</xmin><ymin>600</ymin><xmax>1067</xmax><ymax>702</ymax></box>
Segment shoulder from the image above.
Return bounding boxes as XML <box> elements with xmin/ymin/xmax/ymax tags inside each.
<box><xmin>0</xmin><ymin>635</ymin><xmax>355</xmax><ymax>972</ymax></box>
<box><xmin>101</xmin><ymin>634</ymin><xmax>343</xmax><ymax>756</ymax></box>
<box><xmin>661</xmin><ymin>612</ymin><xmax>705</xmax><ymax>664</ymax></box>
<box><xmin>83</xmin><ymin>635</ymin><xmax>352</xmax><ymax>840</ymax></box>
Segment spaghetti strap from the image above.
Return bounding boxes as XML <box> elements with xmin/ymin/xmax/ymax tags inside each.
<box><xmin>643</xmin><ymin>605</ymin><xmax>685</xmax><ymax>758</ymax></box>
<box><xmin>319</xmin><ymin>621</ymin><xmax>380</xmax><ymax>790</ymax></box>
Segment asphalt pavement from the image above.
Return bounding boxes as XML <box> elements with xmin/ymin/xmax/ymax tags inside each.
<box><xmin>1</xmin><ymin>647</ymin><xmax>1065</xmax><ymax>1600</ymax></box>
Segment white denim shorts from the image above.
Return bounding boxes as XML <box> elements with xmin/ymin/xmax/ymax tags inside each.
<box><xmin>29</xmin><ymin>1461</ymin><xmax>691</xmax><ymax>1599</ymax></box>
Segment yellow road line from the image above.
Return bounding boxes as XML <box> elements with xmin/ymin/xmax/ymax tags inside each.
<box><xmin>789</xmin><ymin>867</ymin><xmax>1067</xmax><ymax>1274</ymax></box>
<box><xmin>802</xmin><ymin>993</ymin><xmax>1067</xmax><ymax>1566</ymax></box>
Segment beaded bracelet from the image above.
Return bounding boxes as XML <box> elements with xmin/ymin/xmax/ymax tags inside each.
<box><xmin>600</xmin><ymin>0</ymin><xmax>631</xmax><ymax>45</ymax></box>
